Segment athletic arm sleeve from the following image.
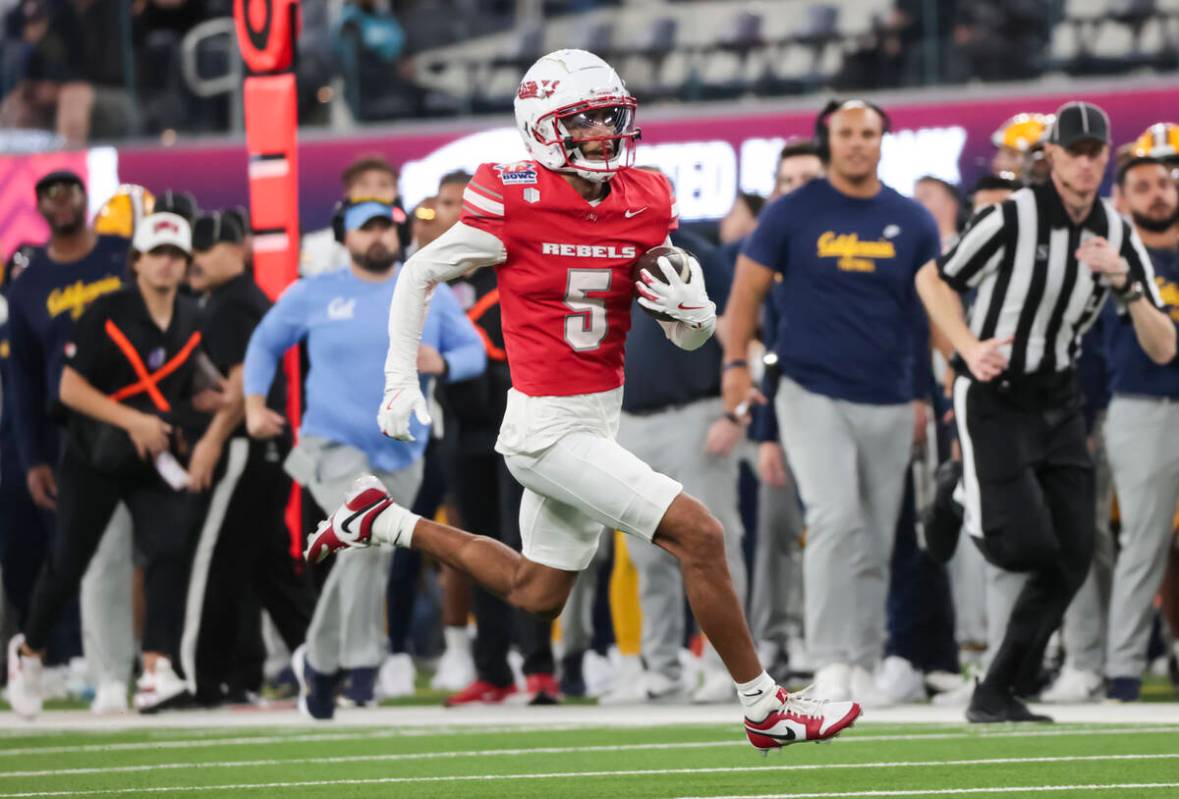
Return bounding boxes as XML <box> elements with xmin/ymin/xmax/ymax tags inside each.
<box><xmin>243</xmin><ymin>281</ymin><xmax>311</xmax><ymax>397</ymax></box>
<box><xmin>432</xmin><ymin>282</ymin><xmax>487</xmax><ymax>383</ymax></box>
<box><xmin>384</xmin><ymin>221</ymin><xmax>506</xmax><ymax>389</ymax></box>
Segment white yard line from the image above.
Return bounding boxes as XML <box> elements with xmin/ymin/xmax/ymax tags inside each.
<box><xmin>0</xmin><ymin>723</ymin><xmax>1176</xmax><ymax>760</ymax></box>
<box><xmin>0</xmin><ymin>741</ymin><xmax>1177</xmax><ymax>781</ymax></box>
<box><xmin>2</xmin><ymin>701</ymin><xmax>1175</xmax><ymax>731</ymax></box>
<box><xmin>676</xmin><ymin>784</ymin><xmax>1179</xmax><ymax>799</ymax></box>
<box><xmin>0</xmin><ymin>754</ymin><xmax>1176</xmax><ymax>797</ymax></box>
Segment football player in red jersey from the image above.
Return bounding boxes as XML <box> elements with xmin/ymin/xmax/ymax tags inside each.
<box><xmin>306</xmin><ymin>49</ymin><xmax>861</xmax><ymax>748</ymax></box>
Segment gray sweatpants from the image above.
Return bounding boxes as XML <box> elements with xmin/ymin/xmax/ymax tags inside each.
<box><xmin>776</xmin><ymin>377</ymin><xmax>912</xmax><ymax>671</ymax></box>
<box><xmin>617</xmin><ymin>397</ymin><xmax>745</xmax><ymax>682</ymax></box>
<box><xmin>1103</xmin><ymin>395</ymin><xmax>1179</xmax><ymax>679</ymax></box>
<box><xmin>748</xmin><ymin>469</ymin><xmax>804</xmax><ymax>650</ymax></box>
<box><xmin>1058</xmin><ymin>413</ymin><xmax>1115</xmax><ymax>674</ymax></box>
<box><xmin>287</xmin><ymin>437</ymin><xmax>424</xmax><ymax>674</ymax></box>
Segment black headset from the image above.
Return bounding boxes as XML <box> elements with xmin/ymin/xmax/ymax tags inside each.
<box><xmin>331</xmin><ymin>197</ymin><xmax>410</xmax><ymax>246</ymax></box>
<box><xmin>813</xmin><ymin>98</ymin><xmax>893</xmax><ymax>163</ymax></box>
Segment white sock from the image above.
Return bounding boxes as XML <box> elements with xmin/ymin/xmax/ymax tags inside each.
<box><xmin>736</xmin><ymin>671</ymin><xmax>778</xmax><ymax>722</ymax></box>
<box><xmin>372</xmin><ymin>504</ymin><xmax>421</xmax><ymax>548</ymax></box>
<box><xmin>444</xmin><ymin>626</ymin><xmax>470</xmax><ymax>655</ymax></box>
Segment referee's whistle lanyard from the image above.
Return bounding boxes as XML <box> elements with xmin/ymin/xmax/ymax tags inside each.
<box><xmin>103</xmin><ymin>319</ymin><xmax>202</xmax><ymax>413</ymax></box>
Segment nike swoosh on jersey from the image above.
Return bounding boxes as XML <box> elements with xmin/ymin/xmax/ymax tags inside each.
<box><xmin>624</xmin><ymin>207</ymin><xmax>647</xmax><ymax>218</ymax></box>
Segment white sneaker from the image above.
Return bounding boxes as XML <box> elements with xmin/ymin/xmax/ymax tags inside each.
<box><xmin>1040</xmin><ymin>667</ymin><xmax>1102</xmax><ymax>704</ymax></box>
<box><xmin>430</xmin><ymin>646</ymin><xmax>475</xmax><ymax>691</ymax></box>
<box><xmin>582</xmin><ymin>650</ymin><xmax>616</xmax><ymax>698</ymax></box>
<box><xmin>134</xmin><ymin>657</ymin><xmax>189</xmax><ymax>713</ymax></box>
<box><xmin>91</xmin><ymin>681</ymin><xmax>129</xmax><ymax>714</ymax></box>
<box><xmin>925</xmin><ymin>670</ymin><xmax>969</xmax><ymax>695</ymax></box>
<box><xmin>850</xmin><ymin>664</ymin><xmax>896</xmax><ymax>708</ymax></box>
<box><xmin>692</xmin><ymin>667</ymin><xmax>735</xmax><ymax>704</ymax></box>
<box><xmin>875</xmin><ymin>656</ymin><xmax>925</xmax><ymax>704</ymax></box>
<box><xmin>932</xmin><ymin>677</ymin><xmax>975</xmax><ymax>707</ymax></box>
<box><xmin>376</xmin><ymin>654</ymin><xmax>415</xmax><ymax>699</ymax></box>
<box><xmin>811</xmin><ymin>662</ymin><xmax>851</xmax><ymax>702</ymax></box>
<box><xmin>599</xmin><ymin>670</ymin><xmax>687</xmax><ymax>704</ymax></box>
<box><xmin>6</xmin><ymin>635</ymin><xmax>43</xmax><ymax>719</ymax></box>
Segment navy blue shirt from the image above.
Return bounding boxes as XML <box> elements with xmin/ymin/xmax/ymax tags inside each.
<box><xmin>743</xmin><ymin>178</ymin><xmax>939</xmax><ymax>405</ymax></box>
<box><xmin>621</xmin><ymin>227</ymin><xmax>732</xmax><ymax>413</ymax></box>
<box><xmin>1103</xmin><ymin>246</ymin><xmax>1179</xmax><ymax>398</ymax></box>
<box><xmin>5</xmin><ymin>235</ymin><xmax>128</xmax><ymax>469</ymax></box>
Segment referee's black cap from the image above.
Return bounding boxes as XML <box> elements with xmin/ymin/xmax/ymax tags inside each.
<box><xmin>1049</xmin><ymin>102</ymin><xmax>1110</xmax><ymax>149</ymax></box>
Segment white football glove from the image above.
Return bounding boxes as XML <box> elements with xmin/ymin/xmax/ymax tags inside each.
<box><xmin>377</xmin><ymin>382</ymin><xmax>431</xmax><ymax>441</ymax></box>
<box><xmin>635</xmin><ymin>254</ymin><xmax>716</xmax><ymax>328</ymax></box>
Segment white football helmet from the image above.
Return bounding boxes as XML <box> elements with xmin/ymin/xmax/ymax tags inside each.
<box><xmin>514</xmin><ymin>49</ymin><xmax>639</xmax><ymax>183</ymax></box>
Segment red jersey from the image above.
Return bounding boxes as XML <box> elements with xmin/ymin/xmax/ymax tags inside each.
<box><xmin>461</xmin><ymin>161</ymin><xmax>678</xmax><ymax>397</ymax></box>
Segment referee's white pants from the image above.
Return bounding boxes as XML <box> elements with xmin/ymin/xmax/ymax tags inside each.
<box><xmin>294</xmin><ymin>438</ymin><xmax>424</xmax><ymax>674</ymax></box>
<box><xmin>776</xmin><ymin>378</ymin><xmax>911</xmax><ymax>672</ymax></box>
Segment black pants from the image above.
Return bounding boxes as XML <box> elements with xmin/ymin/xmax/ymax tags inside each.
<box><xmin>191</xmin><ymin>437</ymin><xmax>315</xmax><ymax>700</ymax></box>
<box><xmin>886</xmin><ymin>469</ymin><xmax>959</xmax><ymax>673</ymax></box>
<box><xmin>0</xmin><ymin>441</ymin><xmax>81</xmax><ymax>666</ymax></box>
<box><xmin>452</xmin><ymin>447</ymin><xmax>553</xmax><ymax>686</ymax></box>
<box><xmin>25</xmin><ymin>441</ymin><xmax>200</xmax><ymax>662</ymax></box>
<box><xmin>957</xmin><ymin>377</ymin><xmax>1095</xmax><ymax>693</ymax></box>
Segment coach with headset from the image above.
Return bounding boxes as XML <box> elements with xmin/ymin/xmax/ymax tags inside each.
<box><xmin>724</xmin><ymin>99</ymin><xmax>941</xmax><ymax>705</ymax></box>
<box><xmin>242</xmin><ymin>196</ymin><xmax>485</xmax><ymax>719</ymax></box>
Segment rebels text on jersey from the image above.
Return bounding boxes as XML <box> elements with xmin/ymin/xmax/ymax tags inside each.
<box><xmin>461</xmin><ymin>161</ymin><xmax>678</xmax><ymax>396</ymax></box>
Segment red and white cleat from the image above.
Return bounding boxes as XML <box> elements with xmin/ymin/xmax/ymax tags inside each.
<box><xmin>744</xmin><ymin>685</ymin><xmax>862</xmax><ymax>751</ymax></box>
<box><xmin>304</xmin><ymin>475</ymin><xmax>394</xmax><ymax>564</ymax></box>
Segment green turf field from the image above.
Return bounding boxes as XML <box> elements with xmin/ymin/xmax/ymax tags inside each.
<box><xmin>0</xmin><ymin>721</ymin><xmax>1176</xmax><ymax>798</ymax></box>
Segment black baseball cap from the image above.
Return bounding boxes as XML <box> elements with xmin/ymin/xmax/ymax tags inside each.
<box><xmin>34</xmin><ymin>170</ymin><xmax>84</xmax><ymax>197</ymax></box>
<box><xmin>192</xmin><ymin>211</ymin><xmax>246</xmax><ymax>252</ymax></box>
<box><xmin>154</xmin><ymin>189</ymin><xmax>199</xmax><ymax>223</ymax></box>
<box><xmin>1049</xmin><ymin>101</ymin><xmax>1111</xmax><ymax>149</ymax></box>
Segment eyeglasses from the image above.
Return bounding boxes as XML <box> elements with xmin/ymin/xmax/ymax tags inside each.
<box><xmin>39</xmin><ymin>183</ymin><xmax>83</xmax><ymax>200</ymax></box>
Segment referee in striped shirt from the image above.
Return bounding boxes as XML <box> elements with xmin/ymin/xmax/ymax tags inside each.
<box><xmin>915</xmin><ymin>101</ymin><xmax>1177</xmax><ymax>723</ymax></box>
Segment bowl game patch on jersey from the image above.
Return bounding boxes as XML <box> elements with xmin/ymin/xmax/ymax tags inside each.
<box><xmin>494</xmin><ymin>162</ymin><xmax>538</xmax><ymax>185</ymax></box>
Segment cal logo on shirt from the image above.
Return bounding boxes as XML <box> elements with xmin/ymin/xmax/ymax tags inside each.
<box><xmin>1156</xmin><ymin>276</ymin><xmax>1179</xmax><ymax>323</ymax></box>
<box><xmin>494</xmin><ymin>162</ymin><xmax>538</xmax><ymax>185</ymax></box>
<box><xmin>816</xmin><ymin>231</ymin><xmax>897</xmax><ymax>273</ymax></box>
<box><xmin>46</xmin><ymin>276</ymin><xmax>122</xmax><ymax>320</ymax></box>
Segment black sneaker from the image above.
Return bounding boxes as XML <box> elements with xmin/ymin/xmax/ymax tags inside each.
<box><xmin>559</xmin><ymin>651</ymin><xmax>586</xmax><ymax>698</ymax></box>
<box><xmin>1105</xmin><ymin>676</ymin><xmax>1142</xmax><ymax>702</ymax></box>
<box><xmin>920</xmin><ymin>460</ymin><xmax>964</xmax><ymax>564</ymax></box>
<box><xmin>967</xmin><ymin>680</ymin><xmax>1053</xmax><ymax>724</ymax></box>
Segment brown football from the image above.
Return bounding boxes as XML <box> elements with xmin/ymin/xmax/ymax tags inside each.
<box><xmin>632</xmin><ymin>245</ymin><xmax>694</xmax><ymax>322</ymax></box>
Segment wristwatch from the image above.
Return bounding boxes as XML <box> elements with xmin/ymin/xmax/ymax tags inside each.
<box><xmin>1115</xmin><ymin>280</ymin><xmax>1145</xmax><ymax>304</ymax></box>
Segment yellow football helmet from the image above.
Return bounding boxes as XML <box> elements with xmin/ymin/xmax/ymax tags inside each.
<box><xmin>93</xmin><ymin>184</ymin><xmax>155</xmax><ymax>238</ymax></box>
<box><xmin>1131</xmin><ymin>122</ymin><xmax>1179</xmax><ymax>160</ymax></box>
<box><xmin>992</xmin><ymin>113</ymin><xmax>1055</xmax><ymax>153</ymax></box>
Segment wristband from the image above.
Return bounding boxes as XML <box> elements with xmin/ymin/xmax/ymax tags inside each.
<box><xmin>1115</xmin><ymin>280</ymin><xmax>1145</xmax><ymax>304</ymax></box>
<box><xmin>723</xmin><ymin>359</ymin><xmax>749</xmax><ymax>372</ymax></box>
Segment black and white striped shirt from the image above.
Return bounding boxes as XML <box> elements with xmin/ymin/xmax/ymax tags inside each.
<box><xmin>937</xmin><ymin>181</ymin><xmax>1164</xmax><ymax>375</ymax></box>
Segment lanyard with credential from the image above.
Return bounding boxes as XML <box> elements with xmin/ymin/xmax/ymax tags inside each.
<box><xmin>103</xmin><ymin>319</ymin><xmax>201</xmax><ymax>413</ymax></box>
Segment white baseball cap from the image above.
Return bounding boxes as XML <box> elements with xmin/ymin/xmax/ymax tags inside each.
<box><xmin>132</xmin><ymin>212</ymin><xmax>192</xmax><ymax>255</ymax></box>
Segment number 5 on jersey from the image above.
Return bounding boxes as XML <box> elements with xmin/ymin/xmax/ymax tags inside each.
<box><xmin>563</xmin><ymin>269</ymin><xmax>611</xmax><ymax>351</ymax></box>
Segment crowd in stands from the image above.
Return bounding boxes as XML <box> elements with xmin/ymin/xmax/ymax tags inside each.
<box><xmin>1</xmin><ymin>103</ymin><xmax>1177</xmax><ymax>719</ymax></box>
<box><xmin>2</xmin><ymin>0</ymin><xmax>1176</xmax><ymax>146</ymax></box>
